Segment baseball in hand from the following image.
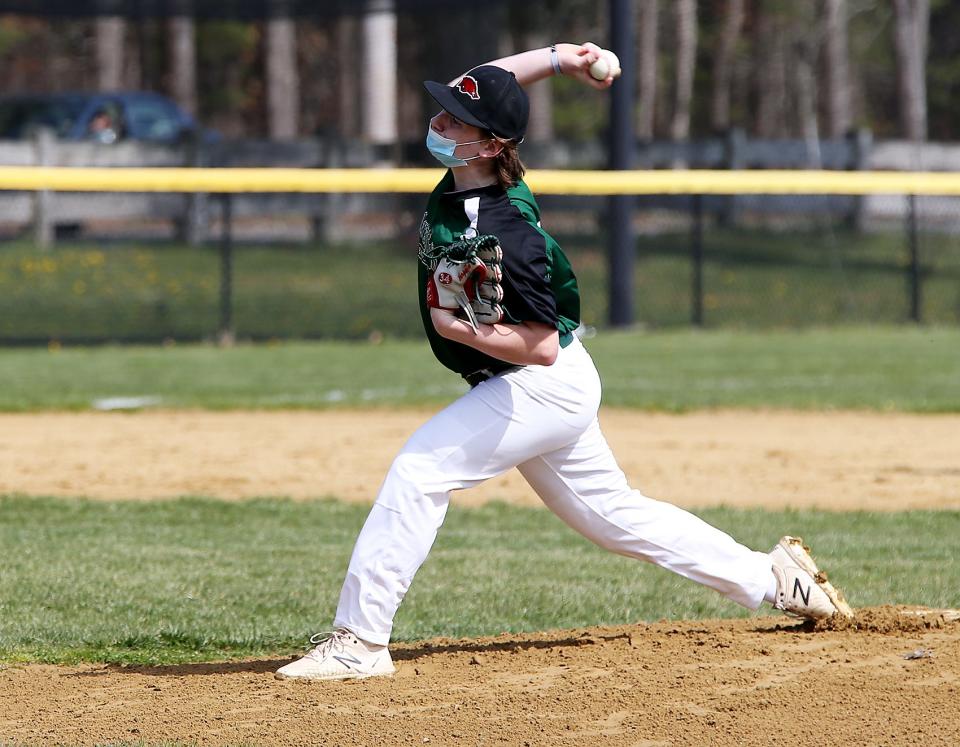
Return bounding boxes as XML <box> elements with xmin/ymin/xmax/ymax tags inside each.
<box><xmin>589</xmin><ymin>49</ymin><xmax>622</xmax><ymax>80</ymax></box>
<box><xmin>589</xmin><ymin>55</ymin><xmax>610</xmax><ymax>81</ymax></box>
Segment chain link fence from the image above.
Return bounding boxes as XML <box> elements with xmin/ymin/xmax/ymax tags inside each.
<box><xmin>1</xmin><ymin>187</ymin><xmax>958</xmax><ymax>345</ymax></box>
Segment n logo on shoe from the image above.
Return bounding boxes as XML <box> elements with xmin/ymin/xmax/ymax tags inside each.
<box><xmin>333</xmin><ymin>652</ymin><xmax>362</xmax><ymax>670</ymax></box>
<box><xmin>792</xmin><ymin>577</ymin><xmax>811</xmax><ymax>606</ymax></box>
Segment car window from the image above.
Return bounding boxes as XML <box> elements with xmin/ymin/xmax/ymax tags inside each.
<box><xmin>124</xmin><ymin>99</ymin><xmax>182</xmax><ymax>141</ymax></box>
<box><xmin>87</xmin><ymin>101</ymin><xmax>124</xmax><ymax>144</ymax></box>
<box><xmin>0</xmin><ymin>98</ymin><xmax>85</xmax><ymax>139</ymax></box>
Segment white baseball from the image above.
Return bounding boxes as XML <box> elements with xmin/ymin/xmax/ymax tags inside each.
<box><xmin>589</xmin><ymin>55</ymin><xmax>610</xmax><ymax>81</ymax></box>
<box><xmin>603</xmin><ymin>49</ymin><xmax>622</xmax><ymax>78</ymax></box>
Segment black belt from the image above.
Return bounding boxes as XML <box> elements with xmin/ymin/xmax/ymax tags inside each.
<box><xmin>463</xmin><ymin>364</ymin><xmax>522</xmax><ymax>388</ymax></box>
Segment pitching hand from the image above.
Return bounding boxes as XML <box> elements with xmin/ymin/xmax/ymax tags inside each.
<box><xmin>563</xmin><ymin>42</ymin><xmax>616</xmax><ymax>90</ymax></box>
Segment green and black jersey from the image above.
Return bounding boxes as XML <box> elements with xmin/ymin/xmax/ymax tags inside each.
<box><xmin>417</xmin><ymin>171</ymin><xmax>581</xmax><ymax>378</ymax></box>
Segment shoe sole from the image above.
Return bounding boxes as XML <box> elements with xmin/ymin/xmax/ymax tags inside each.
<box><xmin>779</xmin><ymin>536</ymin><xmax>855</xmax><ymax>619</ymax></box>
<box><xmin>274</xmin><ymin>665</ymin><xmax>396</xmax><ymax>682</ymax></box>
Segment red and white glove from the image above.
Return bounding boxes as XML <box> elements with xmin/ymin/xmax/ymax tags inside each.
<box><xmin>425</xmin><ymin>235</ymin><xmax>504</xmax><ymax>333</ymax></box>
<box><xmin>469</xmin><ymin>239</ymin><xmax>504</xmax><ymax>325</ymax></box>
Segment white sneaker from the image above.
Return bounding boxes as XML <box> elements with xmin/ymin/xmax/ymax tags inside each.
<box><xmin>769</xmin><ymin>536</ymin><xmax>854</xmax><ymax>620</ymax></box>
<box><xmin>275</xmin><ymin>629</ymin><xmax>395</xmax><ymax>681</ymax></box>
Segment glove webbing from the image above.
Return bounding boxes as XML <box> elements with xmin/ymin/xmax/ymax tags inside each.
<box><xmin>419</xmin><ymin>234</ymin><xmax>500</xmax><ymax>267</ymax></box>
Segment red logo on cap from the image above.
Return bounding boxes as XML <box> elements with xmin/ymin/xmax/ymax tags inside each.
<box><xmin>457</xmin><ymin>75</ymin><xmax>480</xmax><ymax>100</ymax></box>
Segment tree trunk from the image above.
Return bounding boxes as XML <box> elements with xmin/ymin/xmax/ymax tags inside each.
<box><xmin>794</xmin><ymin>39</ymin><xmax>820</xmax><ymax>165</ymax></box>
<box><xmin>167</xmin><ymin>14</ymin><xmax>197</xmax><ymax>117</ymax></box>
<box><xmin>337</xmin><ymin>15</ymin><xmax>361</xmax><ymax>137</ymax></box>
<box><xmin>524</xmin><ymin>33</ymin><xmax>554</xmax><ymax>141</ymax></box>
<box><xmin>892</xmin><ymin>0</ymin><xmax>929</xmax><ymax>141</ymax></box>
<box><xmin>710</xmin><ymin>0</ymin><xmax>744</xmax><ymax>132</ymax></box>
<box><xmin>265</xmin><ymin>11</ymin><xmax>300</xmax><ymax>139</ymax></box>
<box><xmin>669</xmin><ymin>0</ymin><xmax>697</xmax><ymax>141</ymax></box>
<box><xmin>636</xmin><ymin>0</ymin><xmax>658</xmax><ymax>139</ymax></box>
<box><xmin>753</xmin><ymin>7</ymin><xmax>786</xmax><ymax>138</ymax></box>
<box><xmin>95</xmin><ymin>16</ymin><xmax>124</xmax><ymax>91</ymax></box>
<box><xmin>822</xmin><ymin>0</ymin><xmax>852</xmax><ymax>138</ymax></box>
<box><xmin>361</xmin><ymin>0</ymin><xmax>398</xmax><ymax>146</ymax></box>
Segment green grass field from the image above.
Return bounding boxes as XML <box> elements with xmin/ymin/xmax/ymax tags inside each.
<box><xmin>1</xmin><ymin>326</ymin><xmax>958</xmax><ymax>411</ymax></box>
<box><xmin>1</xmin><ymin>496</ymin><xmax>957</xmax><ymax>665</ymax></box>
<box><xmin>1</xmin><ymin>225</ymin><xmax>958</xmax><ymax>343</ymax></box>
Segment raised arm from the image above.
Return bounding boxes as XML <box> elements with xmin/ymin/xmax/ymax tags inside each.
<box><xmin>454</xmin><ymin>42</ymin><xmax>616</xmax><ymax>91</ymax></box>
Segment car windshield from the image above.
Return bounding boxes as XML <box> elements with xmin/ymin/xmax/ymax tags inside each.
<box><xmin>0</xmin><ymin>97</ymin><xmax>86</xmax><ymax>139</ymax></box>
<box><xmin>125</xmin><ymin>98</ymin><xmax>181</xmax><ymax>141</ymax></box>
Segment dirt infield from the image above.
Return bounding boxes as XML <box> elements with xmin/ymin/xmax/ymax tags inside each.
<box><xmin>2</xmin><ymin>609</ymin><xmax>958</xmax><ymax>746</ymax></box>
<box><xmin>2</xmin><ymin>409</ymin><xmax>959</xmax><ymax>745</ymax></box>
<box><xmin>2</xmin><ymin>408</ymin><xmax>959</xmax><ymax>510</ymax></box>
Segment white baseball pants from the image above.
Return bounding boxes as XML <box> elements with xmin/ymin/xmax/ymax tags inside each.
<box><xmin>334</xmin><ymin>337</ymin><xmax>773</xmax><ymax>645</ymax></box>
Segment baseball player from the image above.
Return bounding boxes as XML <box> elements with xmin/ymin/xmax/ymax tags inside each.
<box><xmin>276</xmin><ymin>43</ymin><xmax>852</xmax><ymax>681</ymax></box>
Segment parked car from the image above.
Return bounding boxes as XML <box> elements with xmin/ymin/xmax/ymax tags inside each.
<box><xmin>0</xmin><ymin>91</ymin><xmax>218</xmax><ymax>144</ymax></box>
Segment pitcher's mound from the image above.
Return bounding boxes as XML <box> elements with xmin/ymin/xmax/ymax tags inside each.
<box><xmin>3</xmin><ymin>607</ymin><xmax>958</xmax><ymax>746</ymax></box>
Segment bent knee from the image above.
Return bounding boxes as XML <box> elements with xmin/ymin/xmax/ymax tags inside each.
<box><xmin>385</xmin><ymin>451</ymin><xmax>429</xmax><ymax>488</ymax></box>
<box><xmin>374</xmin><ymin>451</ymin><xmax>451</xmax><ymax>512</ymax></box>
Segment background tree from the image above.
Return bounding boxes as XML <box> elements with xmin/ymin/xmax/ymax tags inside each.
<box><xmin>636</xmin><ymin>0</ymin><xmax>658</xmax><ymax>139</ymax></box>
<box><xmin>336</xmin><ymin>14</ymin><xmax>361</xmax><ymax>138</ymax></box>
<box><xmin>669</xmin><ymin>0</ymin><xmax>697</xmax><ymax>142</ymax></box>
<box><xmin>709</xmin><ymin>0</ymin><xmax>744</xmax><ymax>133</ymax></box>
<box><xmin>95</xmin><ymin>15</ymin><xmax>124</xmax><ymax>91</ymax></box>
<box><xmin>822</xmin><ymin>0</ymin><xmax>852</xmax><ymax>138</ymax></box>
<box><xmin>791</xmin><ymin>8</ymin><xmax>821</xmax><ymax>163</ymax></box>
<box><xmin>265</xmin><ymin>3</ymin><xmax>300</xmax><ymax>138</ymax></box>
<box><xmin>1</xmin><ymin>2</ymin><xmax>957</xmax><ymax>144</ymax></box>
<box><xmin>194</xmin><ymin>21</ymin><xmax>259</xmax><ymax>137</ymax></box>
<box><xmin>752</xmin><ymin>2</ymin><xmax>786</xmax><ymax>138</ymax></box>
<box><xmin>513</xmin><ymin>0</ymin><xmax>554</xmax><ymax>142</ymax></box>
<box><xmin>167</xmin><ymin>11</ymin><xmax>197</xmax><ymax>116</ymax></box>
<box><xmin>892</xmin><ymin>0</ymin><xmax>929</xmax><ymax>141</ymax></box>
<box><xmin>926</xmin><ymin>0</ymin><xmax>960</xmax><ymax>140</ymax></box>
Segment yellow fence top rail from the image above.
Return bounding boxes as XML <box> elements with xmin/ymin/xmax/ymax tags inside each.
<box><xmin>1</xmin><ymin>166</ymin><xmax>960</xmax><ymax>195</ymax></box>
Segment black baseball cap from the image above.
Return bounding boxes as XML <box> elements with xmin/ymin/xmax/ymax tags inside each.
<box><xmin>424</xmin><ymin>65</ymin><xmax>529</xmax><ymax>142</ymax></box>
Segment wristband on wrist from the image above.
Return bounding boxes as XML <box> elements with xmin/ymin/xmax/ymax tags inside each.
<box><xmin>549</xmin><ymin>45</ymin><xmax>562</xmax><ymax>75</ymax></box>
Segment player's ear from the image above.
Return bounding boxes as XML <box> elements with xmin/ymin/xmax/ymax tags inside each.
<box><xmin>482</xmin><ymin>138</ymin><xmax>505</xmax><ymax>159</ymax></box>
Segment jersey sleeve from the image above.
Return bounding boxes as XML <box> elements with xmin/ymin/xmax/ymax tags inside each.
<box><xmin>497</xmin><ymin>222</ymin><xmax>557</xmax><ymax>327</ymax></box>
<box><xmin>470</xmin><ymin>191</ymin><xmax>559</xmax><ymax>328</ymax></box>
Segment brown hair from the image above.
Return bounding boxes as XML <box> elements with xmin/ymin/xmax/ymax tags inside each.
<box><xmin>492</xmin><ymin>137</ymin><xmax>525</xmax><ymax>190</ymax></box>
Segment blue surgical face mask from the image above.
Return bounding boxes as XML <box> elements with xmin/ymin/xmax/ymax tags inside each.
<box><xmin>426</xmin><ymin>125</ymin><xmax>492</xmax><ymax>168</ymax></box>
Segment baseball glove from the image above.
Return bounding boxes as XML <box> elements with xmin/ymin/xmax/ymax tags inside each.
<box><xmin>423</xmin><ymin>234</ymin><xmax>504</xmax><ymax>333</ymax></box>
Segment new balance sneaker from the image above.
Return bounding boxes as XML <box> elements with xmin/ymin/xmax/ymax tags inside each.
<box><xmin>769</xmin><ymin>536</ymin><xmax>854</xmax><ymax>620</ymax></box>
<box><xmin>275</xmin><ymin>629</ymin><xmax>395</xmax><ymax>681</ymax></box>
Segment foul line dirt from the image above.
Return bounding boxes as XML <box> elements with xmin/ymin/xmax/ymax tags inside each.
<box><xmin>1</xmin><ymin>409</ymin><xmax>958</xmax><ymax>510</ymax></box>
